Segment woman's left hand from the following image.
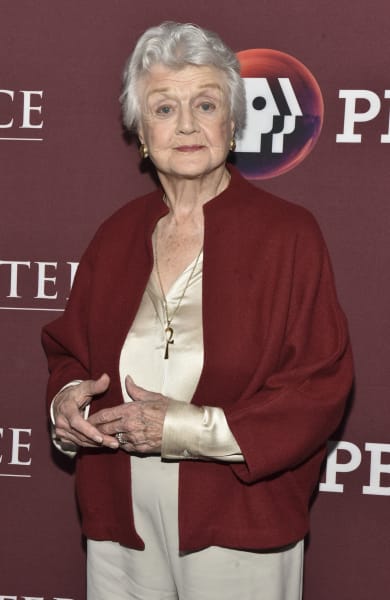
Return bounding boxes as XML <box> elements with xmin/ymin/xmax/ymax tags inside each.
<box><xmin>88</xmin><ymin>376</ymin><xmax>169</xmax><ymax>454</ymax></box>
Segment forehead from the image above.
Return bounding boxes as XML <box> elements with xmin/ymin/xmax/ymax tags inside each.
<box><xmin>139</xmin><ymin>64</ymin><xmax>228</xmax><ymax>97</ymax></box>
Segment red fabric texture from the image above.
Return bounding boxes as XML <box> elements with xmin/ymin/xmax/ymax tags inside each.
<box><xmin>42</xmin><ymin>167</ymin><xmax>353</xmax><ymax>551</ymax></box>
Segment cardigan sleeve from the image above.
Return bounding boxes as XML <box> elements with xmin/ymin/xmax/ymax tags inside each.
<box><xmin>224</xmin><ymin>215</ymin><xmax>353</xmax><ymax>484</ymax></box>
<box><xmin>41</xmin><ymin>231</ymin><xmax>100</xmax><ymax>407</ymax></box>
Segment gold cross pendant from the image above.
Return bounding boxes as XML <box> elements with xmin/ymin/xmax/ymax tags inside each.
<box><xmin>164</xmin><ymin>326</ymin><xmax>174</xmax><ymax>359</ymax></box>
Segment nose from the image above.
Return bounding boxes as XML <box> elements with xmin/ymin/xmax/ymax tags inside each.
<box><xmin>176</xmin><ymin>105</ymin><xmax>199</xmax><ymax>134</ymax></box>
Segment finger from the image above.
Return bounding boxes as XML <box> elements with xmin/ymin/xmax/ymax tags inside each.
<box><xmin>94</xmin><ymin>420</ymin><xmax>127</xmax><ymax>436</ymax></box>
<box><xmin>98</xmin><ymin>433</ymin><xmax>119</xmax><ymax>449</ymax></box>
<box><xmin>55</xmin><ymin>428</ymin><xmax>96</xmax><ymax>448</ymax></box>
<box><xmin>88</xmin><ymin>373</ymin><xmax>110</xmax><ymax>394</ymax></box>
<box><xmin>125</xmin><ymin>375</ymin><xmax>134</xmax><ymax>386</ymax></box>
<box><xmin>125</xmin><ymin>375</ymin><xmax>141</xmax><ymax>400</ymax></box>
<box><xmin>56</xmin><ymin>427</ymin><xmax>119</xmax><ymax>449</ymax></box>
<box><xmin>88</xmin><ymin>405</ymin><xmax>127</xmax><ymax>426</ymax></box>
<box><xmin>125</xmin><ymin>375</ymin><xmax>156</xmax><ymax>402</ymax></box>
<box><xmin>80</xmin><ymin>373</ymin><xmax>111</xmax><ymax>407</ymax></box>
<box><xmin>65</xmin><ymin>411</ymin><xmax>106</xmax><ymax>445</ymax></box>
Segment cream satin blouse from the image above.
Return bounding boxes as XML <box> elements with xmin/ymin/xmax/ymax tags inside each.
<box><xmin>119</xmin><ymin>253</ymin><xmax>243</xmax><ymax>462</ymax></box>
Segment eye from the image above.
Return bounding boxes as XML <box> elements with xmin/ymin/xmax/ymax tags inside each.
<box><xmin>156</xmin><ymin>105</ymin><xmax>173</xmax><ymax>116</ymax></box>
<box><xmin>198</xmin><ymin>101</ymin><xmax>215</xmax><ymax>112</ymax></box>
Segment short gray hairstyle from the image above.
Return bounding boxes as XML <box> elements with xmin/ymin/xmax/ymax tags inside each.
<box><xmin>120</xmin><ymin>22</ymin><xmax>246</xmax><ymax>136</ymax></box>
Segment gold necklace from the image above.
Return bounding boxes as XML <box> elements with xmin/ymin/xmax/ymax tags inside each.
<box><xmin>154</xmin><ymin>234</ymin><xmax>203</xmax><ymax>359</ymax></box>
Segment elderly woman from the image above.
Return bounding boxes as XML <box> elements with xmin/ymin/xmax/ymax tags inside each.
<box><xmin>42</xmin><ymin>21</ymin><xmax>353</xmax><ymax>600</ymax></box>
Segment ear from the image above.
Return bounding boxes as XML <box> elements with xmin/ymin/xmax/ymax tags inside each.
<box><xmin>137</xmin><ymin>124</ymin><xmax>145</xmax><ymax>145</ymax></box>
<box><xmin>230</xmin><ymin>119</ymin><xmax>236</xmax><ymax>137</ymax></box>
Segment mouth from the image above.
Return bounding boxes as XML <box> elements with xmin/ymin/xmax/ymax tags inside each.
<box><xmin>174</xmin><ymin>145</ymin><xmax>205</xmax><ymax>152</ymax></box>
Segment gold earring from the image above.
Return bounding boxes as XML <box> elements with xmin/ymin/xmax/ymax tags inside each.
<box><xmin>139</xmin><ymin>143</ymin><xmax>149</xmax><ymax>159</ymax></box>
<box><xmin>229</xmin><ymin>137</ymin><xmax>236</xmax><ymax>152</ymax></box>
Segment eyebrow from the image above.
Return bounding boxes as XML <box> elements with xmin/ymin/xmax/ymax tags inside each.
<box><xmin>147</xmin><ymin>82</ymin><xmax>224</xmax><ymax>97</ymax></box>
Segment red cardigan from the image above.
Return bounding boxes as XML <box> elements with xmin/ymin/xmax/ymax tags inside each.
<box><xmin>42</xmin><ymin>167</ymin><xmax>353</xmax><ymax>552</ymax></box>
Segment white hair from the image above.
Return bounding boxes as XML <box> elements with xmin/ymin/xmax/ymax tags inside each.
<box><xmin>120</xmin><ymin>22</ymin><xmax>246</xmax><ymax>136</ymax></box>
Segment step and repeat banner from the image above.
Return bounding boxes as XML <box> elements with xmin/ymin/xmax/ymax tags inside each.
<box><xmin>1</xmin><ymin>1</ymin><xmax>389</xmax><ymax>598</ymax></box>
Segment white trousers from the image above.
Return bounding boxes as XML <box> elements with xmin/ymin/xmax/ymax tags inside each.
<box><xmin>87</xmin><ymin>457</ymin><xmax>303</xmax><ymax>600</ymax></box>
<box><xmin>87</xmin><ymin>537</ymin><xmax>303</xmax><ymax>600</ymax></box>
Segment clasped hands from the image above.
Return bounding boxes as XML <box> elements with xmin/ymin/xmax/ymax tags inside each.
<box><xmin>52</xmin><ymin>374</ymin><xmax>169</xmax><ymax>454</ymax></box>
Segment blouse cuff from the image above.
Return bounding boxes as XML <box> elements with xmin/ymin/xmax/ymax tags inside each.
<box><xmin>50</xmin><ymin>380</ymin><xmax>83</xmax><ymax>457</ymax></box>
<box><xmin>161</xmin><ymin>399</ymin><xmax>244</xmax><ymax>462</ymax></box>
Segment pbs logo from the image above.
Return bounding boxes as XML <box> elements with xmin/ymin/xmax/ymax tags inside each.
<box><xmin>235</xmin><ymin>49</ymin><xmax>324</xmax><ymax>179</ymax></box>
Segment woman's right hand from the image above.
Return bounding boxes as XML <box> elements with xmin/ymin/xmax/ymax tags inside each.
<box><xmin>52</xmin><ymin>374</ymin><xmax>119</xmax><ymax>450</ymax></box>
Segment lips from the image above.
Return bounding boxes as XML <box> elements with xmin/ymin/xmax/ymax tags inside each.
<box><xmin>175</xmin><ymin>145</ymin><xmax>205</xmax><ymax>152</ymax></box>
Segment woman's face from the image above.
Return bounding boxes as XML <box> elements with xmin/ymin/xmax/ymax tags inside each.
<box><xmin>137</xmin><ymin>64</ymin><xmax>235</xmax><ymax>181</ymax></box>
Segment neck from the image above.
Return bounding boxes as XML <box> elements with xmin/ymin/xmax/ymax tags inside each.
<box><xmin>158</xmin><ymin>166</ymin><xmax>230</xmax><ymax>221</ymax></box>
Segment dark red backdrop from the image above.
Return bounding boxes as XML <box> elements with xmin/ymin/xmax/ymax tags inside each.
<box><xmin>1</xmin><ymin>1</ymin><xmax>389</xmax><ymax>598</ymax></box>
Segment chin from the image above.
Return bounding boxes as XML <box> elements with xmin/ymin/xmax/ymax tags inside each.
<box><xmin>171</xmin><ymin>158</ymin><xmax>226</xmax><ymax>179</ymax></box>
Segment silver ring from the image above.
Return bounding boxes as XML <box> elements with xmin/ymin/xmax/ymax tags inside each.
<box><xmin>115</xmin><ymin>432</ymin><xmax>127</xmax><ymax>445</ymax></box>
